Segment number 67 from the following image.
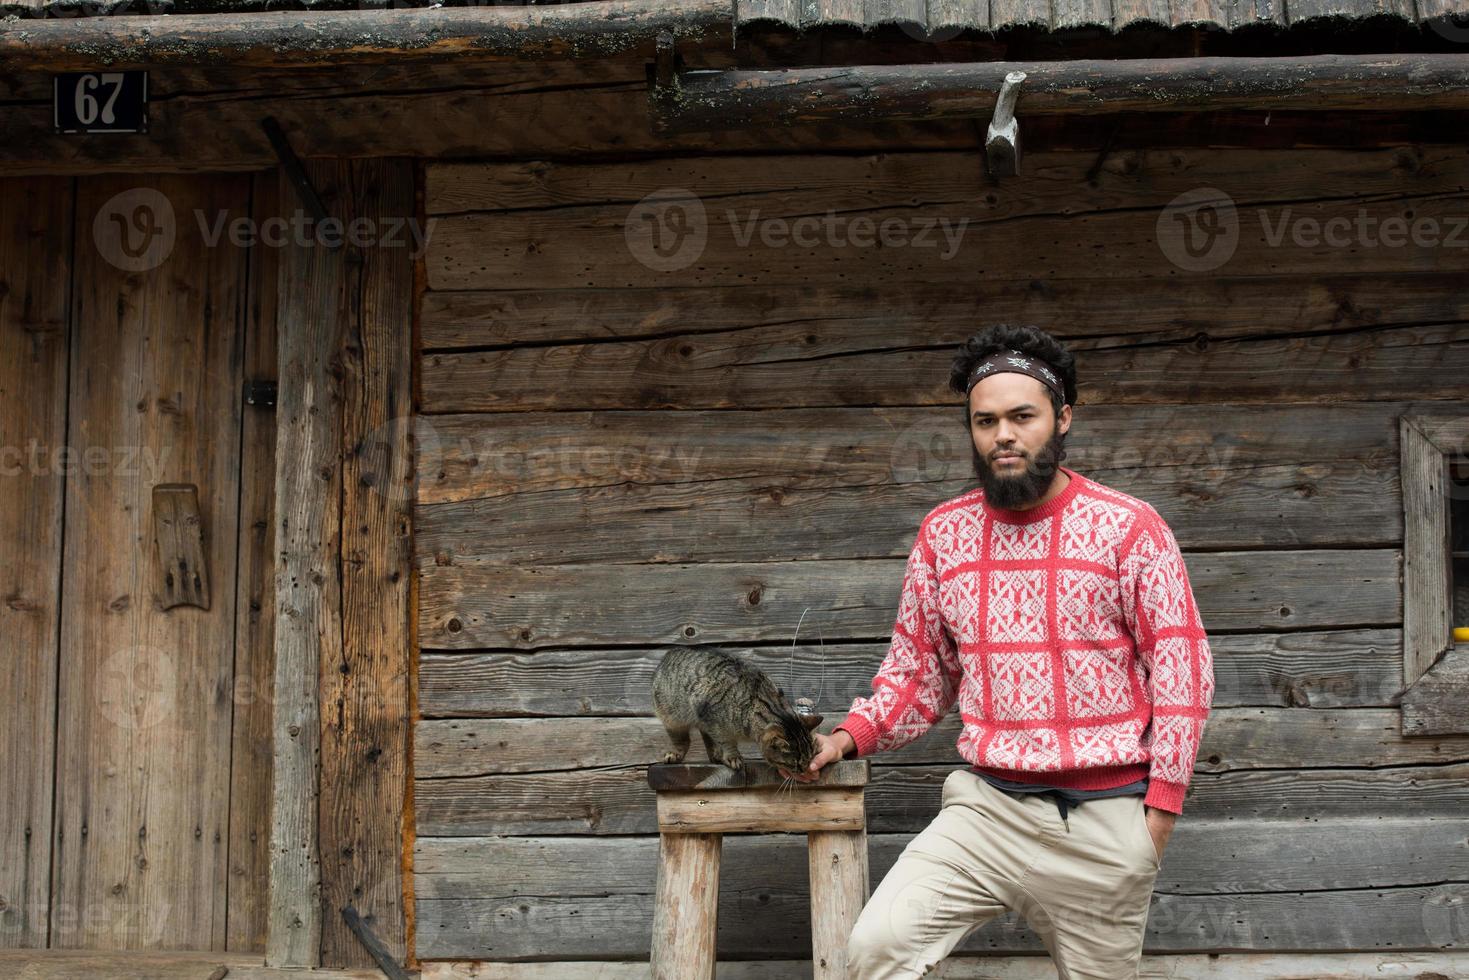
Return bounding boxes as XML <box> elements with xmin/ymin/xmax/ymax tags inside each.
<box><xmin>75</xmin><ymin>73</ymin><xmax>125</xmax><ymax>126</ymax></box>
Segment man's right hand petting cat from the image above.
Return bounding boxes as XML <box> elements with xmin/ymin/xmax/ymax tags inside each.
<box><xmin>795</xmin><ymin>729</ymin><xmax>854</xmax><ymax>782</ymax></box>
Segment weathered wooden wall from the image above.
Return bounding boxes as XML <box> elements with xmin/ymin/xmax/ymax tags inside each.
<box><xmin>409</xmin><ymin>135</ymin><xmax>1469</xmax><ymax>964</ymax></box>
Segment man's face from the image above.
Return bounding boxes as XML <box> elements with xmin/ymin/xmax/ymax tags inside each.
<box><xmin>968</xmin><ymin>372</ymin><xmax>1072</xmax><ymax>509</ymax></box>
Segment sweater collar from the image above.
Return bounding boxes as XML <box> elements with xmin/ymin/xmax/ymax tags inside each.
<box><xmin>980</xmin><ymin>466</ymin><xmax>1082</xmax><ymax>525</ymax></box>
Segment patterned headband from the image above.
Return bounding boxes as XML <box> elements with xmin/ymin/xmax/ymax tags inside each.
<box><xmin>965</xmin><ymin>349</ymin><xmax>1066</xmax><ymax>404</ymax></box>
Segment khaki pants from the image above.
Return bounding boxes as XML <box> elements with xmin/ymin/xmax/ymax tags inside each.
<box><xmin>846</xmin><ymin>768</ymin><xmax>1161</xmax><ymax>979</ymax></box>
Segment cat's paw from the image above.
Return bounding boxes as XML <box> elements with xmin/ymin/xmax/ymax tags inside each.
<box><xmin>723</xmin><ymin>755</ymin><xmax>744</xmax><ymax>773</ymax></box>
<box><xmin>661</xmin><ymin>749</ymin><xmax>688</xmax><ymax>764</ymax></box>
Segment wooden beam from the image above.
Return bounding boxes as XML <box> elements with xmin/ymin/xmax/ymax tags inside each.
<box><xmin>416</xmin><ymin>819</ymin><xmax>1469</xmax><ymax>901</ymax></box>
<box><xmin>418</xmin><ymin>710</ymin><xmax>1469</xmax><ymax>778</ymax></box>
<box><xmin>807</xmin><ymin>828</ymin><xmax>868</xmax><ymax>980</ymax></box>
<box><xmin>418</xmin><ymin>630</ymin><xmax>1403</xmax><ymax>718</ymax></box>
<box><xmin>0</xmin><ymin>0</ymin><xmax>731</xmax><ymax>72</ymax></box>
<box><xmin>0</xmin><ymin>949</ymin><xmax>390</xmax><ymax>979</ymax></box>
<box><xmin>1399</xmin><ymin>412</ymin><xmax>1469</xmax><ymax>733</ymax></box>
<box><xmin>268</xmin><ymin>163</ymin><xmax>340</xmax><ymax>968</ymax></box>
<box><xmin>651</xmin><ymin>54</ymin><xmax>1469</xmax><ymax>133</ymax></box>
<box><xmin>418</xmin><ymin>871</ymin><xmax>1469</xmax><ymax>956</ymax></box>
<box><xmin>265</xmin><ymin>159</ymin><xmax>417</xmax><ymax>970</ymax></box>
<box><xmin>413</xmin><ymin>824</ymin><xmax>1469</xmax><ymax>958</ymax></box>
<box><xmin>317</xmin><ymin>158</ymin><xmax>416</xmax><ymax>970</ymax></box>
<box><xmin>416</xmin><ymin>550</ymin><xmax>1401</xmax><ymax>650</ymax></box>
<box><xmin>649</xmin><ymin>833</ymin><xmax>720</xmax><ymax>980</ymax></box>
<box><xmin>656</xmin><ymin>790</ymin><xmax>867</xmax><ymax>833</ymax></box>
<box><xmin>1400</xmin><ymin>414</ymin><xmax>1455</xmax><ymax>689</ymax></box>
<box><xmin>415</xmin><ymin>762</ymin><xmax>1468</xmax><ymax>837</ymax></box>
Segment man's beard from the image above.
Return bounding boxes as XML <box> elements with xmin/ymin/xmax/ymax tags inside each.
<box><xmin>971</xmin><ymin>423</ymin><xmax>1068</xmax><ymax>509</ymax></box>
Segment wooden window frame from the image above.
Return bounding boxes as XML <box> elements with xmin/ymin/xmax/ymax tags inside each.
<box><xmin>1399</xmin><ymin>413</ymin><xmax>1469</xmax><ymax>736</ymax></box>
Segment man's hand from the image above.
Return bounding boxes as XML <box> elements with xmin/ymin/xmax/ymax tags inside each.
<box><xmin>1143</xmin><ymin>805</ymin><xmax>1176</xmax><ymax>862</ymax></box>
<box><xmin>777</xmin><ymin>730</ymin><xmax>855</xmax><ymax>783</ymax></box>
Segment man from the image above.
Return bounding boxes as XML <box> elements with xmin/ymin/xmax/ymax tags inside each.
<box><xmin>793</xmin><ymin>324</ymin><xmax>1214</xmax><ymax>979</ymax></box>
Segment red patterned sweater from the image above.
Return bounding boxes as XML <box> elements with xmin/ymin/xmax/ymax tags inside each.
<box><xmin>834</xmin><ymin>466</ymin><xmax>1214</xmax><ymax>814</ymax></box>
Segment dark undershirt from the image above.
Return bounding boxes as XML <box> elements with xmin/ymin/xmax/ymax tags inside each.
<box><xmin>970</xmin><ymin>768</ymin><xmax>1149</xmax><ymax>827</ymax></box>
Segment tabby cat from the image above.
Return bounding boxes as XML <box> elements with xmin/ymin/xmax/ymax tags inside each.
<box><xmin>651</xmin><ymin>646</ymin><xmax>823</xmax><ymax>775</ymax></box>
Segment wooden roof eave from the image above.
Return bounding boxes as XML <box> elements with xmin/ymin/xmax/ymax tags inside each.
<box><xmin>734</xmin><ymin>0</ymin><xmax>1464</xmax><ymax>31</ymax></box>
<box><xmin>0</xmin><ymin>0</ymin><xmax>732</xmax><ymax>72</ymax></box>
<box><xmin>648</xmin><ymin>53</ymin><xmax>1469</xmax><ymax>134</ymax></box>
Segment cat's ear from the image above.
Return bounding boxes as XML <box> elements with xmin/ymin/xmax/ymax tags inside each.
<box><xmin>800</xmin><ymin>713</ymin><xmax>823</xmax><ymax>730</ymax></box>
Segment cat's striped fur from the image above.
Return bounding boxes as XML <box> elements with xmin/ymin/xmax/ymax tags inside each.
<box><xmin>652</xmin><ymin>646</ymin><xmax>823</xmax><ymax>773</ymax></box>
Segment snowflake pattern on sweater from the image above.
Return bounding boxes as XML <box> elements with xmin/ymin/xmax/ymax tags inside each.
<box><xmin>834</xmin><ymin>467</ymin><xmax>1214</xmax><ymax>814</ymax></box>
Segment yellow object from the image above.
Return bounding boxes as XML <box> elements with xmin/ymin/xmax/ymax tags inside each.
<box><xmin>1456</xmin><ymin>627</ymin><xmax>1469</xmax><ymax>643</ymax></box>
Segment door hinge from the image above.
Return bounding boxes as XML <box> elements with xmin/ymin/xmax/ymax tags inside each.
<box><xmin>243</xmin><ymin>379</ymin><xmax>277</xmax><ymax>409</ymax></box>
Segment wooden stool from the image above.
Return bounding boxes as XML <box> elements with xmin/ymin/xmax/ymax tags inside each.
<box><xmin>647</xmin><ymin>759</ymin><xmax>871</xmax><ymax>980</ymax></box>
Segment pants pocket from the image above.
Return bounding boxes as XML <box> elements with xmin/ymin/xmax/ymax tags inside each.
<box><xmin>1137</xmin><ymin>801</ymin><xmax>1162</xmax><ymax>870</ymax></box>
<box><xmin>941</xmin><ymin>768</ymin><xmax>992</xmax><ymax>811</ymax></box>
<box><xmin>940</xmin><ymin>768</ymin><xmax>965</xmax><ymax>807</ymax></box>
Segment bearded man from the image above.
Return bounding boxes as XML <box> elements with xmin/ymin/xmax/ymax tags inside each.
<box><xmin>797</xmin><ymin>323</ymin><xmax>1215</xmax><ymax>980</ymax></box>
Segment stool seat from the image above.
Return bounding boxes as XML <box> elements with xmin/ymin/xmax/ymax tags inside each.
<box><xmin>647</xmin><ymin>759</ymin><xmax>871</xmax><ymax>979</ymax></box>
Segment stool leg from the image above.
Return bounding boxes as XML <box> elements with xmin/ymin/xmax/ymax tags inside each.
<box><xmin>808</xmin><ymin>827</ymin><xmax>869</xmax><ymax>980</ymax></box>
<box><xmin>651</xmin><ymin>832</ymin><xmax>721</xmax><ymax>980</ymax></box>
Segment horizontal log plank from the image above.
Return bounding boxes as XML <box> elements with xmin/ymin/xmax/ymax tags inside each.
<box><xmin>0</xmin><ymin>951</ymin><xmax>385</xmax><ymax>979</ymax></box>
<box><xmin>417</xmin><ymin>465</ymin><xmax>1397</xmax><ymax>562</ymax></box>
<box><xmin>418</xmin><ymin>630</ymin><xmax>1402</xmax><ymax>717</ymax></box>
<box><xmin>417</xmin><ymin>550</ymin><xmax>1401</xmax><ymax>649</ymax></box>
<box><xmin>654</xmin><ymin>56</ymin><xmax>1469</xmax><ymax>130</ymax></box>
<box><xmin>419</xmin><ymin>827</ymin><xmax>1469</xmax><ymax>966</ymax></box>
<box><xmin>424</xmin><ymin>146</ymin><xmax>1469</xmax><ymax>217</ymax></box>
<box><xmin>414</xmin><ymin>879</ymin><xmax>1469</xmax><ymax>958</ymax></box>
<box><xmin>413</xmin><ymin>708</ymin><xmax>1468</xmax><ymax>779</ymax></box>
<box><xmin>414</xmin><ymin>818</ymin><xmax>1469</xmax><ymax>897</ymax></box>
<box><xmin>0</xmin><ymin>0</ymin><xmax>732</xmax><ymax>71</ymax></box>
<box><xmin>421</xmin><ymin>323</ymin><xmax>1469</xmax><ymax>412</ymax></box>
<box><xmin>425</xmin><ymin>194</ymin><xmax>1469</xmax><ymax>290</ymax></box>
<box><xmin>657</xmin><ymin>787</ymin><xmax>866</xmax><ymax>832</ymax></box>
<box><xmin>416</xmin><ymin>402</ymin><xmax>1401</xmax><ymax>502</ymax></box>
<box><xmin>412</xmin><ymin>762</ymin><xmax>1469</xmax><ymax>835</ymax></box>
<box><xmin>417</xmin><ymin>953</ymin><xmax>1469</xmax><ymax>980</ymax></box>
<box><xmin>420</xmin><ymin>274</ymin><xmax>1469</xmax><ymax>352</ymax></box>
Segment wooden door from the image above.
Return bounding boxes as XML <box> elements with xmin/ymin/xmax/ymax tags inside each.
<box><xmin>0</xmin><ymin>172</ymin><xmax>277</xmax><ymax>952</ymax></box>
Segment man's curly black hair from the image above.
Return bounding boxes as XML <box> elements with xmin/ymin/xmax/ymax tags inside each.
<box><xmin>947</xmin><ymin>324</ymin><xmax>1077</xmax><ymax>419</ymax></box>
